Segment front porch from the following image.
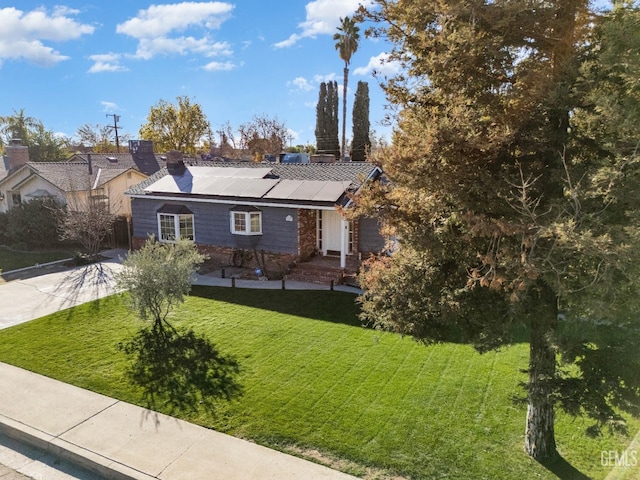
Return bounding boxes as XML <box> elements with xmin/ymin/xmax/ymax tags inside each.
<box><xmin>286</xmin><ymin>253</ymin><xmax>361</xmax><ymax>286</ymax></box>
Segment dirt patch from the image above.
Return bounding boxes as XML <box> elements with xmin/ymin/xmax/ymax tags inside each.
<box><xmin>283</xmin><ymin>445</ymin><xmax>409</xmax><ymax>480</ymax></box>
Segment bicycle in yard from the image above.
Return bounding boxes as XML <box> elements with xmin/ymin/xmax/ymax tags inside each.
<box><xmin>231</xmin><ymin>248</ymin><xmax>253</xmax><ymax>267</ymax></box>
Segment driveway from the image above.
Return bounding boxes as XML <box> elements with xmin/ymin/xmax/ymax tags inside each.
<box><xmin>0</xmin><ymin>250</ymin><xmax>125</xmax><ymax>330</ymax></box>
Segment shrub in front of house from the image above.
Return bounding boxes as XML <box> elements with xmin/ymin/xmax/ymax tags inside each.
<box><xmin>4</xmin><ymin>198</ymin><xmax>63</xmax><ymax>249</ymax></box>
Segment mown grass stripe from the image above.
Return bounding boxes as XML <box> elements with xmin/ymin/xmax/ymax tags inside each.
<box><xmin>0</xmin><ymin>287</ymin><xmax>636</xmax><ymax>480</ymax></box>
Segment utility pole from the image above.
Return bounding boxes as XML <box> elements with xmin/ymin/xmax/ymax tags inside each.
<box><xmin>106</xmin><ymin>114</ymin><xmax>121</xmax><ymax>153</ymax></box>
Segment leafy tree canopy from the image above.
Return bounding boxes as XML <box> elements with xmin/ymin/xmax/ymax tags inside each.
<box><xmin>139</xmin><ymin>96</ymin><xmax>210</xmax><ymax>155</ymax></box>
<box><xmin>75</xmin><ymin>123</ymin><xmax>131</xmax><ymax>154</ymax></box>
<box><xmin>116</xmin><ymin>237</ymin><xmax>205</xmax><ymax>330</ymax></box>
<box><xmin>0</xmin><ymin>109</ymin><xmax>69</xmax><ymax>161</ymax></box>
<box><xmin>356</xmin><ymin>0</ymin><xmax>640</xmax><ymax>463</ymax></box>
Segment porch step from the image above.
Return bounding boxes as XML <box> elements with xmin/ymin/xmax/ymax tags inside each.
<box><xmin>285</xmin><ymin>257</ymin><xmax>360</xmax><ymax>286</ymax></box>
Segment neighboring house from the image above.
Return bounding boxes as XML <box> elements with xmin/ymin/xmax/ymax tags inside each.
<box><xmin>0</xmin><ymin>140</ymin><xmax>165</xmax><ymax>216</ymax></box>
<box><xmin>0</xmin><ymin>160</ymin><xmax>147</xmax><ymax>216</ymax></box>
<box><xmin>66</xmin><ymin>140</ymin><xmax>165</xmax><ymax>176</ymax></box>
<box><xmin>127</xmin><ymin>159</ymin><xmax>386</xmax><ymax>274</ymax></box>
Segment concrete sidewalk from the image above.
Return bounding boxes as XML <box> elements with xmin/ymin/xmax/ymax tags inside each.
<box><xmin>0</xmin><ymin>363</ymin><xmax>356</xmax><ymax>480</ymax></box>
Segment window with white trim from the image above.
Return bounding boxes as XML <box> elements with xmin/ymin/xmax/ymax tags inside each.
<box><xmin>230</xmin><ymin>210</ymin><xmax>262</xmax><ymax>235</ymax></box>
<box><xmin>157</xmin><ymin>213</ymin><xmax>194</xmax><ymax>242</ymax></box>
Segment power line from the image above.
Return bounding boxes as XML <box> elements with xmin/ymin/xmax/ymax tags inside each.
<box><xmin>106</xmin><ymin>114</ymin><xmax>121</xmax><ymax>153</ymax></box>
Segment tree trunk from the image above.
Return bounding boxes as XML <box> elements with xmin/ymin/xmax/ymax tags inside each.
<box><xmin>342</xmin><ymin>65</ymin><xmax>348</xmax><ymax>161</ymax></box>
<box><xmin>524</xmin><ymin>283</ymin><xmax>558</xmax><ymax>461</ymax></box>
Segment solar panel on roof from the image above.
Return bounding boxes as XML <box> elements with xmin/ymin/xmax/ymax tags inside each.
<box><xmin>264</xmin><ymin>180</ymin><xmax>351</xmax><ymax>202</ymax></box>
<box><xmin>313</xmin><ymin>181</ymin><xmax>352</xmax><ymax>201</ymax></box>
<box><xmin>187</xmin><ymin>166</ymin><xmax>272</xmax><ymax>178</ymax></box>
<box><xmin>144</xmin><ymin>173</ymin><xmax>193</xmax><ymax>193</ymax></box>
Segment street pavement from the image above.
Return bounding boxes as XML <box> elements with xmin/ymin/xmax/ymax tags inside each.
<box><xmin>0</xmin><ymin>250</ymin><xmax>360</xmax><ymax>480</ymax></box>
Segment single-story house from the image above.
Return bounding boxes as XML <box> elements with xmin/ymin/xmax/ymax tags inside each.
<box><xmin>0</xmin><ymin>159</ymin><xmax>147</xmax><ymax>216</ymax></box>
<box><xmin>0</xmin><ymin>140</ymin><xmax>168</xmax><ymax>216</ymax></box>
<box><xmin>126</xmin><ymin>159</ymin><xmax>386</xmax><ymax>274</ymax></box>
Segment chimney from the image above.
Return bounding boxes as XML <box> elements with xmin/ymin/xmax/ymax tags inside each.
<box><xmin>166</xmin><ymin>149</ymin><xmax>186</xmax><ymax>175</ymax></box>
<box><xmin>6</xmin><ymin>139</ymin><xmax>29</xmax><ymax>171</ymax></box>
<box><xmin>87</xmin><ymin>153</ymin><xmax>93</xmax><ymax>175</ymax></box>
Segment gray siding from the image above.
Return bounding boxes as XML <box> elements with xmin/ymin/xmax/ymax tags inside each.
<box><xmin>359</xmin><ymin>216</ymin><xmax>385</xmax><ymax>254</ymax></box>
<box><xmin>131</xmin><ymin>198</ymin><xmax>298</xmax><ymax>253</ymax></box>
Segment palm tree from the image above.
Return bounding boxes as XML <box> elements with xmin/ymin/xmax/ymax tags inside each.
<box><xmin>333</xmin><ymin>16</ymin><xmax>360</xmax><ymax>161</ymax></box>
<box><xmin>0</xmin><ymin>108</ymin><xmax>40</xmax><ymax>147</ymax></box>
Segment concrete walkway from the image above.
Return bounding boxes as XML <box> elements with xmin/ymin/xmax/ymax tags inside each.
<box><xmin>0</xmin><ymin>249</ymin><xmax>360</xmax><ymax>330</ymax></box>
<box><xmin>0</xmin><ymin>250</ymin><xmax>361</xmax><ymax>479</ymax></box>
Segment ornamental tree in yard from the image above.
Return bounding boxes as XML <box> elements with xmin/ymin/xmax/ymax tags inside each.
<box><xmin>116</xmin><ymin>237</ymin><xmax>205</xmax><ymax>331</ymax></box>
<box><xmin>356</xmin><ymin>0</ymin><xmax>640</xmax><ymax>463</ymax></box>
<box><xmin>116</xmin><ymin>238</ymin><xmax>241</xmax><ymax>413</ymax></box>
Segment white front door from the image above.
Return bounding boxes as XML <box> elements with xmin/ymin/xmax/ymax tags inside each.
<box><xmin>322</xmin><ymin>210</ymin><xmax>343</xmax><ymax>255</ymax></box>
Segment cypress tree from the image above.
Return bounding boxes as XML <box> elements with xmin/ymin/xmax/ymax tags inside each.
<box><xmin>315</xmin><ymin>81</ymin><xmax>340</xmax><ymax>158</ymax></box>
<box><xmin>351</xmin><ymin>81</ymin><xmax>370</xmax><ymax>162</ymax></box>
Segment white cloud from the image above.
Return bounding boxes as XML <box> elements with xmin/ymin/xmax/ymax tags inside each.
<box><xmin>88</xmin><ymin>1</ymin><xmax>235</xmax><ymax>73</ymax></box>
<box><xmin>274</xmin><ymin>0</ymin><xmax>373</xmax><ymax>48</ymax></box>
<box><xmin>90</xmin><ymin>2</ymin><xmax>235</xmax><ymax>73</ymax></box>
<box><xmin>353</xmin><ymin>52</ymin><xmax>401</xmax><ymax>77</ymax></box>
<box><xmin>288</xmin><ymin>77</ymin><xmax>314</xmax><ymax>92</ymax></box>
<box><xmin>115</xmin><ymin>1</ymin><xmax>233</xmax><ymax>61</ymax></box>
<box><xmin>288</xmin><ymin>128</ymin><xmax>299</xmax><ymax>143</ymax></box>
<box><xmin>88</xmin><ymin>53</ymin><xmax>128</xmax><ymax>73</ymax></box>
<box><xmin>116</xmin><ymin>2</ymin><xmax>233</xmax><ymax>38</ymax></box>
<box><xmin>0</xmin><ymin>6</ymin><xmax>94</xmax><ymax>67</ymax></box>
<box><xmin>101</xmin><ymin>101</ymin><xmax>120</xmax><ymax>112</ymax></box>
<box><xmin>134</xmin><ymin>37</ymin><xmax>232</xmax><ymax>60</ymax></box>
<box><xmin>202</xmin><ymin>60</ymin><xmax>236</xmax><ymax>71</ymax></box>
<box><xmin>313</xmin><ymin>73</ymin><xmax>337</xmax><ymax>83</ymax></box>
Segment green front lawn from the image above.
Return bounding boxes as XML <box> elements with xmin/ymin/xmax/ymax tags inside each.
<box><xmin>0</xmin><ymin>246</ymin><xmax>73</xmax><ymax>272</ymax></box>
<box><xmin>0</xmin><ymin>287</ymin><xmax>636</xmax><ymax>479</ymax></box>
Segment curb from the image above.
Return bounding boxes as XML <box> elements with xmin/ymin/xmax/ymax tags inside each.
<box><xmin>1</xmin><ymin>257</ymin><xmax>72</xmax><ymax>277</ymax></box>
<box><xmin>0</xmin><ymin>414</ymin><xmax>155</xmax><ymax>480</ymax></box>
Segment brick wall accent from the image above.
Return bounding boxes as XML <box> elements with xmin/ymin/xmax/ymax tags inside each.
<box><xmin>131</xmin><ymin>237</ymin><xmax>297</xmax><ymax>279</ymax></box>
<box><xmin>351</xmin><ymin>219</ymin><xmax>360</xmax><ymax>256</ymax></box>
<box><xmin>297</xmin><ymin>209</ymin><xmax>318</xmax><ymax>261</ymax></box>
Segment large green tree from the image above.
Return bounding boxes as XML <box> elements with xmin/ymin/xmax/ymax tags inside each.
<box><xmin>351</xmin><ymin>81</ymin><xmax>371</xmax><ymax>161</ymax></box>
<box><xmin>0</xmin><ymin>109</ymin><xmax>68</xmax><ymax>161</ymax></box>
<box><xmin>315</xmin><ymin>81</ymin><xmax>340</xmax><ymax>158</ymax></box>
<box><xmin>334</xmin><ymin>16</ymin><xmax>360</xmax><ymax>161</ymax></box>
<box><xmin>357</xmin><ymin>0</ymin><xmax>640</xmax><ymax>463</ymax></box>
<box><xmin>139</xmin><ymin>96</ymin><xmax>210</xmax><ymax>155</ymax></box>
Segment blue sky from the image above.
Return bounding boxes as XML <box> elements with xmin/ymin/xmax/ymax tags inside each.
<box><xmin>0</xmin><ymin>1</ymin><xmax>613</xmax><ymax>149</ymax></box>
<box><xmin>0</xmin><ymin>1</ymin><xmax>400</xmax><ymax>148</ymax></box>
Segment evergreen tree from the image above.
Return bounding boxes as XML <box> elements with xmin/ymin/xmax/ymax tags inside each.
<box><xmin>315</xmin><ymin>81</ymin><xmax>340</xmax><ymax>158</ymax></box>
<box><xmin>351</xmin><ymin>81</ymin><xmax>371</xmax><ymax>162</ymax></box>
<box><xmin>357</xmin><ymin>0</ymin><xmax>640</xmax><ymax>463</ymax></box>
